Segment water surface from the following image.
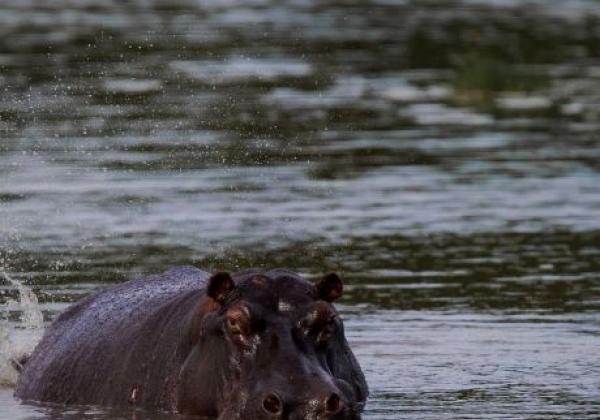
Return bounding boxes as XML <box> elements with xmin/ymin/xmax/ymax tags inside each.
<box><xmin>2</xmin><ymin>0</ymin><xmax>600</xmax><ymax>418</ymax></box>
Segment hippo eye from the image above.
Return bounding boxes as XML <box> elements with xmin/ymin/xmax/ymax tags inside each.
<box><xmin>316</xmin><ymin>314</ymin><xmax>337</xmax><ymax>344</ymax></box>
<box><xmin>300</xmin><ymin>304</ymin><xmax>337</xmax><ymax>346</ymax></box>
<box><xmin>227</xmin><ymin>317</ymin><xmax>242</xmax><ymax>335</ymax></box>
<box><xmin>226</xmin><ymin>306</ymin><xmax>251</xmax><ymax>337</ymax></box>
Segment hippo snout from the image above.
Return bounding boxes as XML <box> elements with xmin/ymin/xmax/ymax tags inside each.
<box><xmin>260</xmin><ymin>389</ymin><xmax>347</xmax><ymax>419</ymax></box>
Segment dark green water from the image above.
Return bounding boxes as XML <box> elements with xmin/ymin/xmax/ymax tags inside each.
<box><xmin>1</xmin><ymin>0</ymin><xmax>600</xmax><ymax>418</ymax></box>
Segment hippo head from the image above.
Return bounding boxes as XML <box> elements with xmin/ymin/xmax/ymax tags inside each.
<box><xmin>177</xmin><ymin>269</ymin><xmax>368</xmax><ymax>420</ymax></box>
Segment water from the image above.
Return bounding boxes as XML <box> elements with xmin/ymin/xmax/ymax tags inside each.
<box><xmin>0</xmin><ymin>273</ymin><xmax>43</xmax><ymax>392</ymax></box>
<box><xmin>2</xmin><ymin>0</ymin><xmax>600</xmax><ymax>418</ymax></box>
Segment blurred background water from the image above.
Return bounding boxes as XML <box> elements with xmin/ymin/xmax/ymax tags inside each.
<box><xmin>1</xmin><ymin>0</ymin><xmax>600</xmax><ymax>418</ymax></box>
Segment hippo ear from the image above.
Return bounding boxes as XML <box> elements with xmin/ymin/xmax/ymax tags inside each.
<box><xmin>207</xmin><ymin>272</ymin><xmax>235</xmax><ymax>305</ymax></box>
<box><xmin>316</xmin><ymin>273</ymin><xmax>343</xmax><ymax>302</ymax></box>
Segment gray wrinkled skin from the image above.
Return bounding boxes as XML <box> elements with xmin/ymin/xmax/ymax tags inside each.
<box><xmin>16</xmin><ymin>266</ymin><xmax>207</xmax><ymax>409</ymax></box>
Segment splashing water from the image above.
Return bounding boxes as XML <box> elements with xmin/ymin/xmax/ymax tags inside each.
<box><xmin>0</xmin><ymin>272</ymin><xmax>45</xmax><ymax>388</ymax></box>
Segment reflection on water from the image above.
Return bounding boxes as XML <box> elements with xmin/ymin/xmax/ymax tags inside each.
<box><xmin>2</xmin><ymin>0</ymin><xmax>600</xmax><ymax>418</ymax></box>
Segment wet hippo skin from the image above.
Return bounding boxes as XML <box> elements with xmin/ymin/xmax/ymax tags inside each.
<box><xmin>15</xmin><ymin>266</ymin><xmax>368</xmax><ymax>419</ymax></box>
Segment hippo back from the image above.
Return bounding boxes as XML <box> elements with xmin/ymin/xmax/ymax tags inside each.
<box><xmin>15</xmin><ymin>266</ymin><xmax>209</xmax><ymax>409</ymax></box>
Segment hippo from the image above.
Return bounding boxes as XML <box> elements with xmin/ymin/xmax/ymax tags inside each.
<box><xmin>15</xmin><ymin>266</ymin><xmax>368</xmax><ymax>419</ymax></box>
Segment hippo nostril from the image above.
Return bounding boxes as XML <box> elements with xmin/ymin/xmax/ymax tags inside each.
<box><xmin>325</xmin><ymin>393</ymin><xmax>344</xmax><ymax>415</ymax></box>
<box><xmin>263</xmin><ymin>393</ymin><xmax>283</xmax><ymax>415</ymax></box>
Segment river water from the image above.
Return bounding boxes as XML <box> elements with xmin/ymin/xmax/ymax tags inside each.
<box><xmin>1</xmin><ymin>0</ymin><xmax>600</xmax><ymax>418</ymax></box>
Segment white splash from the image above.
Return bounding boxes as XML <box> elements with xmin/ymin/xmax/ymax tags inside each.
<box><xmin>0</xmin><ymin>272</ymin><xmax>45</xmax><ymax>388</ymax></box>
